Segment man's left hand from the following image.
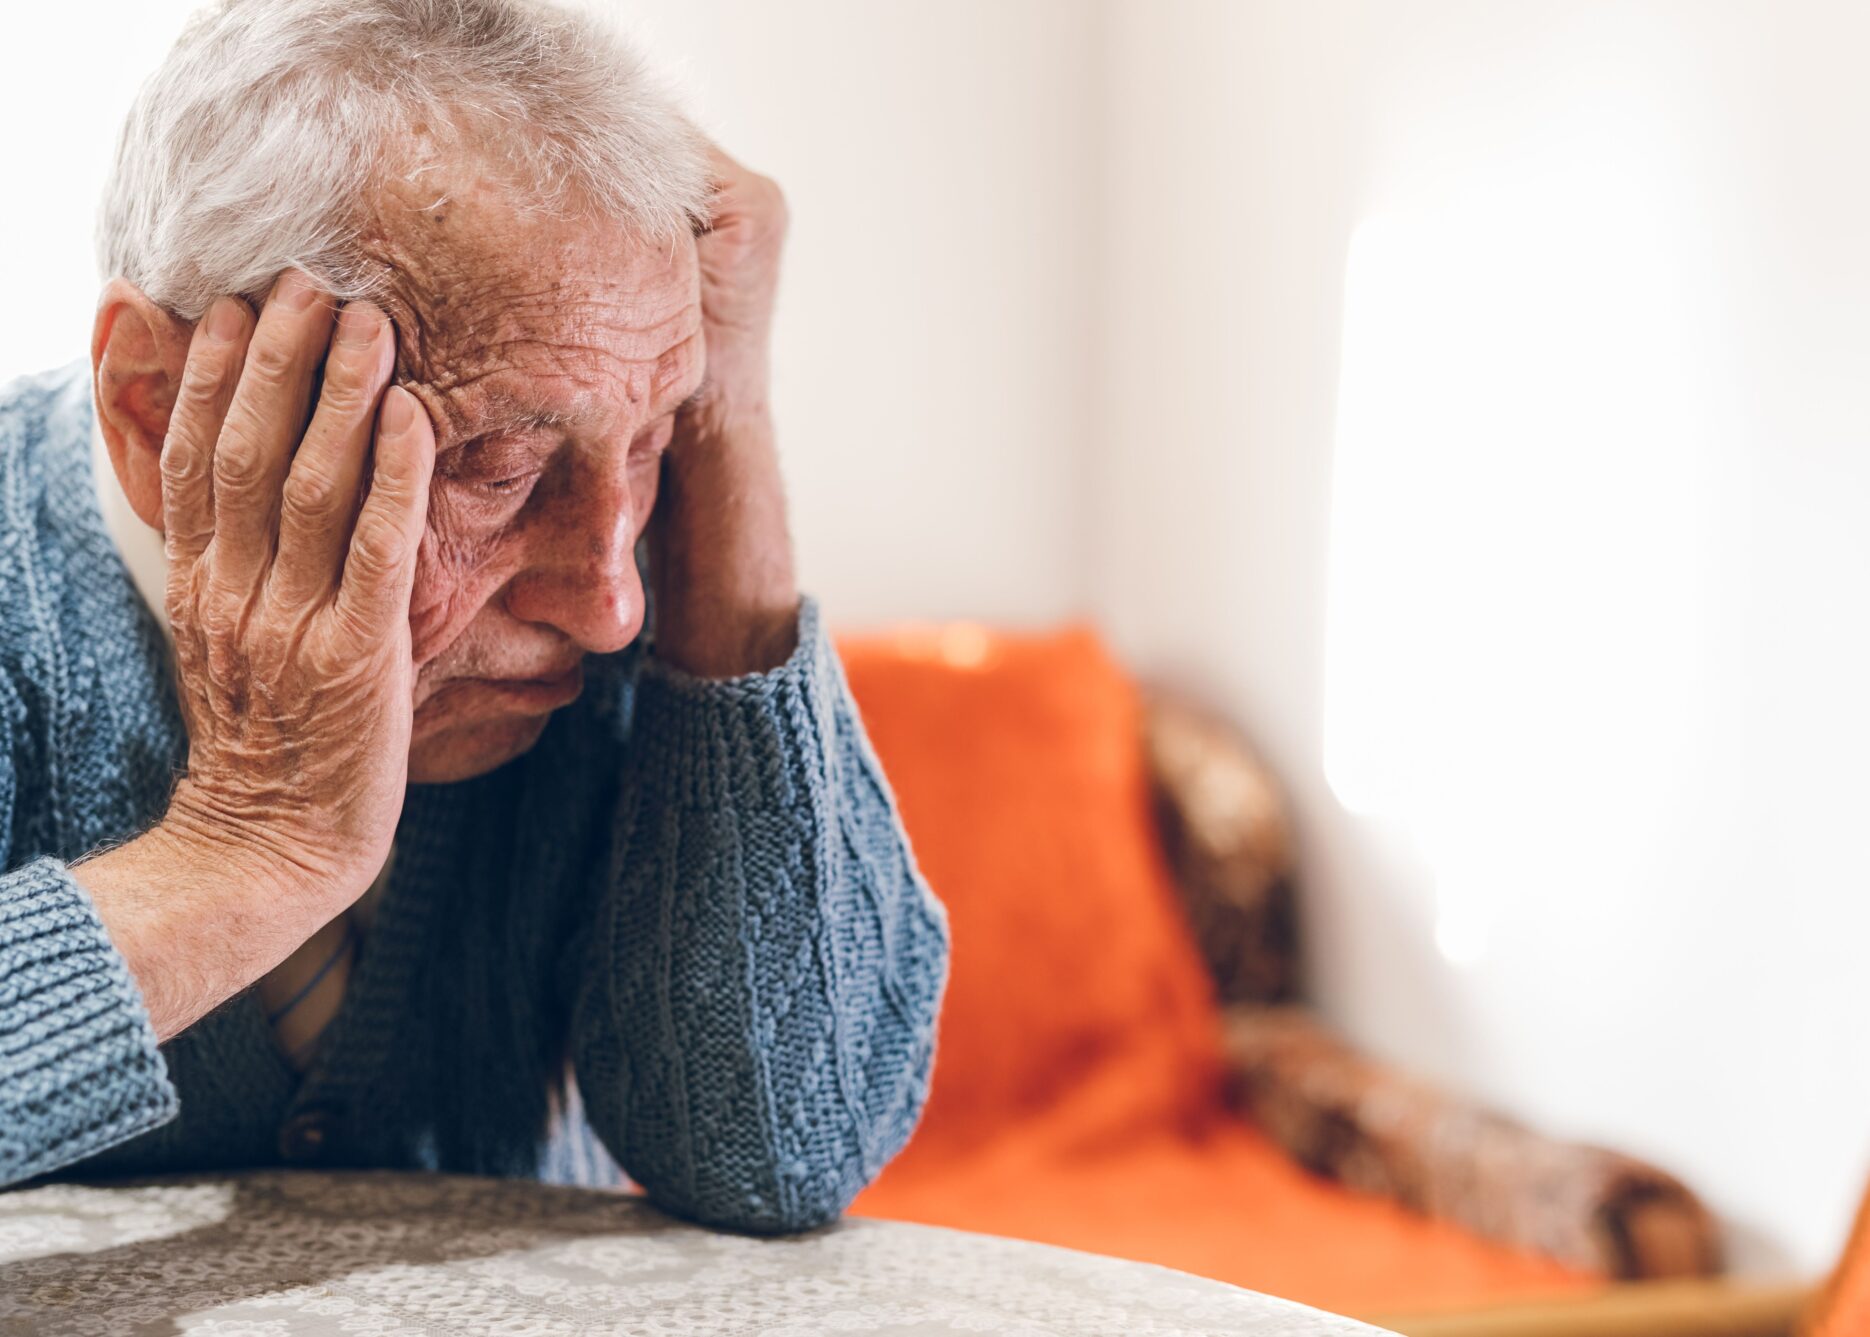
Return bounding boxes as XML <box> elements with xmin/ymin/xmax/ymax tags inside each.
<box><xmin>650</xmin><ymin>144</ymin><xmax>800</xmax><ymax>678</ymax></box>
<box><xmin>691</xmin><ymin>144</ymin><xmax>787</xmax><ymax>422</ymax></box>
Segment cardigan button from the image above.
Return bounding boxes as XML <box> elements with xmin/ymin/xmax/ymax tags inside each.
<box><xmin>279</xmin><ymin>1111</ymin><xmax>333</xmax><ymax>1163</ymax></box>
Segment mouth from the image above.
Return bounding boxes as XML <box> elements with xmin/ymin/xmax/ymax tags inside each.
<box><xmin>416</xmin><ymin>662</ymin><xmax>586</xmax><ymax>721</ymax></box>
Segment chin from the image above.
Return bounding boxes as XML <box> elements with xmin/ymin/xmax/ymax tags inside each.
<box><xmin>407</xmin><ymin>712</ymin><xmax>553</xmax><ymax>784</ymax></box>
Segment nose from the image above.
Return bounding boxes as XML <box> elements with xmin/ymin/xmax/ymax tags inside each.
<box><xmin>501</xmin><ymin>451</ymin><xmax>646</xmax><ymax>655</ymax></box>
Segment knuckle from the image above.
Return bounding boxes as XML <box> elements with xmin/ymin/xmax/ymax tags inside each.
<box><xmin>162</xmin><ymin>582</ymin><xmax>197</xmax><ymax>633</ymax></box>
<box><xmin>212</xmin><ymin>432</ymin><xmax>268</xmax><ymax>491</ymax></box>
<box><xmin>242</xmin><ymin>337</ymin><xmax>297</xmax><ymax>389</ymax></box>
<box><xmin>203</xmin><ymin>635</ymin><xmax>247</xmax><ymax>686</ymax></box>
<box><xmin>198</xmin><ymin>599</ymin><xmax>243</xmax><ymax>645</ymax></box>
<box><xmin>350</xmin><ymin>513</ymin><xmax>409</xmax><ymax>576</ymax></box>
<box><xmin>315</xmin><ymin>367</ymin><xmax>372</xmax><ymax>419</ymax></box>
<box><xmin>369</xmin><ymin>457</ymin><xmax>423</xmax><ymax>508</ymax></box>
<box><xmin>280</xmin><ymin>465</ymin><xmax>344</xmax><ymax>522</ymax></box>
<box><xmin>162</xmin><ymin>530</ymin><xmax>205</xmax><ymax>574</ymax></box>
<box><xmin>368</xmin><ymin>466</ymin><xmax>414</xmax><ymax>506</ymax></box>
<box><xmin>303</xmin><ymin>634</ymin><xmax>344</xmax><ymax>678</ymax></box>
<box><xmin>171</xmin><ymin>361</ymin><xmax>227</xmax><ymax>423</ymax></box>
<box><xmin>328</xmin><ymin>606</ymin><xmax>375</xmax><ymax>653</ymax></box>
<box><xmin>159</xmin><ymin>435</ymin><xmax>209</xmax><ymax>489</ymax></box>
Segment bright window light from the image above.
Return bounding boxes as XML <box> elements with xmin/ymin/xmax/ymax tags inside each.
<box><xmin>1322</xmin><ymin>100</ymin><xmax>1724</xmax><ymax>968</ymax></box>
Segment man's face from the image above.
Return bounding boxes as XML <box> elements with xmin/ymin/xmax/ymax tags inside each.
<box><xmin>360</xmin><ymin>170</ymin><xmax>705</xmax><ymax>783</ymax></box>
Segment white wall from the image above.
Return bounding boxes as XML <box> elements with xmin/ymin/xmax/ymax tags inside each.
<box><xmin>6</xmin><ymin>0</ymin><xmax>1865</xmax><ymax>1280</ymax></box>
<box><xmin>611</xmin><ymin>1</ymin><xmax>1100</xmax><ymax>626</ymax></box>
<box><xmin>0</xmin><ymin>6</ymin><xmax>205</xmax><ymax>378</ymax></box>
<box><xmin>1092</xmin><ymin>0</ymin><xmax>1870</xmax><ymax>1276</ymax></box>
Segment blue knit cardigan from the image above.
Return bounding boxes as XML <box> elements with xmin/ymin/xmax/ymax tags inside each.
<box><xmin>0</xmin><ymin>364</ymin><xmax>949</xmax><ymax>1232</ymax></box>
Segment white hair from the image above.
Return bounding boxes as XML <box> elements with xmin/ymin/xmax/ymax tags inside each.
<box><xmin>97</xmin><ymin>0</ymin><xmax>712</xmax><ymax>319</ymax></box>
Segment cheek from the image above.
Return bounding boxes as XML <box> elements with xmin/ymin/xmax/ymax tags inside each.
<box><xmin>408</xmin><ymin>504</ymin><xmax>513</xmax><ymax>663</ymax></box>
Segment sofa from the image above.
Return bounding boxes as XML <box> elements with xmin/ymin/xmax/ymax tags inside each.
<box><xmin>835</xmin><ymin>621</ymin><xmax>1810</xmax><ymax>1334</ymax></box>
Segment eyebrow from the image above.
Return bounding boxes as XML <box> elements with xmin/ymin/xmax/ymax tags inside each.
<box><xmin>464</xmin><ymin>380</ymin><xmax>710</xmax><ymax>441</ymax></box>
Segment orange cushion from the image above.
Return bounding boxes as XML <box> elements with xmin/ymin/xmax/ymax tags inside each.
<box><xmin>856</xmin><ymin>1103</ymin><xmax>1598</xmax><ymax>1317</ymax></box>
<box><xmin>839</xmin><ymin>623</ymin><xmax>1601</xmax><ymax>1316</ymax></box>
<box><xmin>838</xmin><ymin>624</ymin><xmax>1223</xmax><ymax>1159</ymax></box>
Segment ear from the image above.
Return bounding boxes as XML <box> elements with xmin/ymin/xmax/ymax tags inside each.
<box><xmin>92</xmin><ymin>278</ymin><xmax>195</xmax><ymax>531</ymax></box>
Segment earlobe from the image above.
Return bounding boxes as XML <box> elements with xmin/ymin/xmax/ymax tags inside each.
<box><xmin>92</xmin><ymin>279</ymin><xmax>194</xmax><ymax>530</ymax></box>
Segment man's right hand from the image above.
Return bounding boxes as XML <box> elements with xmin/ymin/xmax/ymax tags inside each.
<box><xmin>75</xmin><ymin>270</ymin><xmax>434</xmax><ymax>1040</ymax></box>
<box><xmin>159</xmin><ymin>270</ymin><xmax>432</xmax><ymax>910</ymax></box>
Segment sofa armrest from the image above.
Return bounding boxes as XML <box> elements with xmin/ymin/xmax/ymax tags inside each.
<box><xmin>1221</xmin><ymin>1005</ymin><xmax>1721</xmax><ymax>1280</ymax></box>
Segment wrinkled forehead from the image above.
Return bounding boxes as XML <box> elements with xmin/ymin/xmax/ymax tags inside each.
<box><xmin>359</xmin><ymin>169</ymin><xmax>703</xmax><ymax>448</ymax></box>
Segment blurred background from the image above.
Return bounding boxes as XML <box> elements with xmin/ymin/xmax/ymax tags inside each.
<box><xmin>6</xmin><ymin>0</ymin><xmax>1868</xmax><ymax>1324</ymax></box>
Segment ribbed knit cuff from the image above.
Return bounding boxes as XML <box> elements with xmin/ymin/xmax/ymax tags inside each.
<box><xmin>0</xmin><ymin>856</ymin><xmax>178</xmax><ymax>1185</ymax></box>
<box><xmin>637</xmin><ymin>597</ymin><xmax>841</xmax><ymax>814</ymax></box>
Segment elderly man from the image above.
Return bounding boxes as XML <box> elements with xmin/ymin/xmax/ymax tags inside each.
<box><xmin>0</xmin><ymin>0</ymin><xmax>948</xmax><ymax>1232</ymax></box>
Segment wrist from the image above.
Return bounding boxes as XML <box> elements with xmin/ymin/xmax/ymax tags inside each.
<box><xmin>691</xmin><ymin>342</ymin><xmax>772</xmax><ymax>435</ymax></box>
<box><xmin>653</xmin><ymin>385</ymin><xmax>798</xmax><ymax>677</ymax></box>
<box><xmin>654</xmin><ymin>598</ymin><xmax>801</xmax><ymax>680</ymax></box>
<box><xmin>681</xmin><ymin>397</ymin><xmax>772</xmax><ymax>461</ymax></box>
<box><xmin>73</xmin><ymin>813</ymin><xmax>343</xmax><ymax>1042</ymax></box>
<box><xmin>160</xmin><ymin>780</ymin><xmax>356</xmax><ymax>914</ymax></box>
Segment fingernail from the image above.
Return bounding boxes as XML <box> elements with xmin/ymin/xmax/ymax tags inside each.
<box><xmin>336</xmin><ymin>303</ymin><xmax>383</xmax><ymax>347</ymax></box>
<box><xmin>274</xmin><ymin>270</ymin><xmax>319</xmax><ymax>311</ymax></box>
<box><xmin>204</xmin><ymin>300</ymin><xmax>245</xmax><ymax>343</ymax></box>
<box><xmin>380</xmin><ymin>386</ymin><xmax>414</xmax><ymax>434</ymax></box>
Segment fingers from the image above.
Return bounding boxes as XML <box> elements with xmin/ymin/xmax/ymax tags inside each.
<box><xmin>333</xmin><ymin>387</ymin><xmax>434</xmax><ymax>644</ymax></box>
<box><xmin>161</xmin><ymin>298</ymin><xmax>255</xmax><ymax>570</ymax></box>
<box><xmin>703</xmin><ymin>141</ymin><xmax>742</xmax><ymax>187</ymax></box>
<box><xmin>210</xmin><ymin>270</ymin><xmax>336</xmax><ymax>592</ymax></box>
<box><xmin>269</xmin><ymin>301</ymin><xmax>395</xmax><ymax>610</ymax></box>
<box><xmin>692</xmin><ymin>145</ymin><xmax>786</xmax><ymax>255</ymax></box>
<box><xmin>694</xmin><ymin>142</ymin><xmax>746</xmax><ymax>231</ymax></box>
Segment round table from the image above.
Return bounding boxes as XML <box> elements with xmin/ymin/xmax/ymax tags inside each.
<box><xmin>0</xmin><ymin>1171</ymin><xmax>1389</xmax><ymax>1335</ymax></box>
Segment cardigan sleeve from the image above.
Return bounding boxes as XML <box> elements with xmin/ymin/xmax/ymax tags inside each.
<box><xmin>0</xmin><ymin>686</ymin><xmax>178</xmax><ymax>1187</ymax></box>
<box><xmin>568</xmin><ymin>597</ymin><xmax>950</xmax><ymax>1233</ymax></box>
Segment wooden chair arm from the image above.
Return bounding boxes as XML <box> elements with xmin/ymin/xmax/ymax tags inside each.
<box><xmin>1221</xmin><ymin>1005</ymin><xmax>1721</xmax><ymax>1280</ymax></box>
<box><xmin>1371</xmin><ymin>1278</ymin><xmax>1814</xmax><ymax>1337</ymax></box>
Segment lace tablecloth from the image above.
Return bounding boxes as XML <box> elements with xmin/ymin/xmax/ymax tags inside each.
<box><xmin>0</xmin><ymin>1171</ymin><xmax>1389</xmax><ymax>1336</ymax></box>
